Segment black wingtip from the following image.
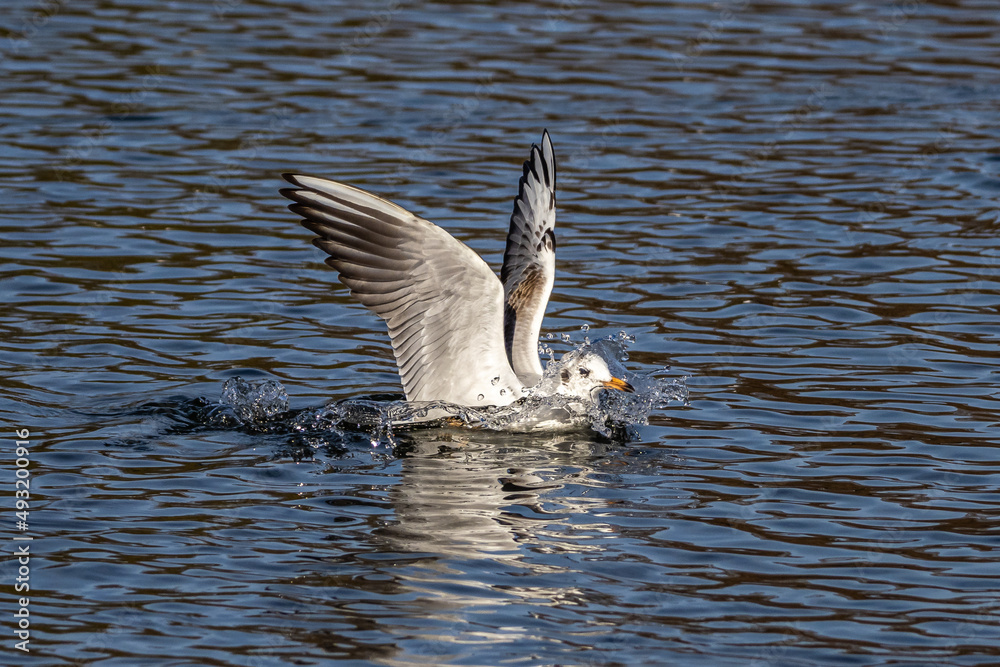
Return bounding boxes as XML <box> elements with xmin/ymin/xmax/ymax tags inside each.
<box><xmin>522</xmin><ymin>129</ymin><xmax>555</xmax><ymax>189</ymax></box>
<box><xmin>281</xmin><ymin>173</ymin><xmax>300</xmax><ymax>186</ymax></box>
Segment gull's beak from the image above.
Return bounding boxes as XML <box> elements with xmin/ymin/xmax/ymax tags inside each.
<box><xmin>603</xmin><ymin>377</ymin><xmax>635</xmax><ymax>393</ymax></box>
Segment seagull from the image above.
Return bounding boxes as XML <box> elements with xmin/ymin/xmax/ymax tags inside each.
<box><xmin>280</xmin><ymin>130</ymin><xmax>633</xmax><ymax>411</ymax></box>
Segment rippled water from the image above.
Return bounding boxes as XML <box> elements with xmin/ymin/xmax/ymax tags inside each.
<box><xmin>2</xmin><ymin>0</ymin><xmax>1000</xmax><ymax>664</ymax></box>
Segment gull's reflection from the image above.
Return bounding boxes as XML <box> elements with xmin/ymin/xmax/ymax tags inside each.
<box><xmin>288</xmin><ymin>429</ymin><xmax>621</xmax><ymax>662</ymax></box>
<box><xmin>377</xmin><ymin>429</ymin><xmax>615</xmax><ymax>563</ymax></box>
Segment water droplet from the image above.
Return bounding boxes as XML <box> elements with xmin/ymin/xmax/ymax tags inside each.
<box><xmin>581</xmin><ymin>324</ymin><xmax>590</xmax><ymax>332</ymax></box>
<box><xmin>477</xmin><ymin>393</ymin><xmax>484</xmax><ymax>401</ymax></box>
<box><xmin>561</xmin><ymin>333</ymin><xmax>571</xmax><ymax>342</ymax></box>
<box><xmin>491</xmin><ymin>376</ymin><xmax>500</xmax><ymax>386</ymax></box>
<box><xmin>546</xmin><ymin>332</ymin><xmax>554</xmax><ymax>339</ymax></box>
<box><xmin>500</xmin><ymin>389</ymin><xmax>506</xmax><ymax>396</ymax></box>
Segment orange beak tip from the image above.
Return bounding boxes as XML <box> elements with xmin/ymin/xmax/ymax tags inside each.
<box><xmin>604</xmin><ymin>377</ymin><xmax>635</xmax><ymax>393</ymax></box>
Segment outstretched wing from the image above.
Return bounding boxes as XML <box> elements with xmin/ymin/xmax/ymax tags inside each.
<box><xmin>281</xmin><ymin>174</ymin><xmax>522</xmax><ymax>406</ymax></box>
<box><xmin>500</xmin><ymin>130</ymin><xmax>557</xmax><ymax>387</ymax></box>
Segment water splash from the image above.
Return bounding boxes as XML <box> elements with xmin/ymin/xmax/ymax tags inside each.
<box><xmin>509</xmin><ymin>334</ymin><xmax>688</xmax><ymax>437</ymax></box>
<box><xmin>219</xmin><ymin>334</ymin><xmax>688</xmax><ymax>445</ymax></box>
<box><xmin>220</xmin><ymin>377</ymin><xmax>289</xmax><ymax>423</ymax></box>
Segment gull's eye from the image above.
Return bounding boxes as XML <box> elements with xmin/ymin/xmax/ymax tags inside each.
<box><xmin>579</xmin><ymin>368</ymin><xmax>590</xmax><ymax>377</ymax></box>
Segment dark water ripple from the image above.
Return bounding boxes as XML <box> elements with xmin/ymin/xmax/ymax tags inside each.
<box><xmin>2</xmin><ymin>0</ymin><xmax>1000</xmax><ymax>665</ymax></box>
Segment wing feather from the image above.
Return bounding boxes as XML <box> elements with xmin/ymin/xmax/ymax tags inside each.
<box><xmin>500</xmin><ymin>130</ymin><xmax>557</xmax><ymax>387</ymax></box>
<box><xmin>282</xmin><ymin>173</ymin><xmax>522</xmax><ymax>406</ymax></box>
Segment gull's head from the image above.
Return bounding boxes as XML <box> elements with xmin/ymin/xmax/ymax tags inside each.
<box><xmin>555</xmin><ymin>352</ymin><xmax>634</xmax><ymax>400</ymax></box>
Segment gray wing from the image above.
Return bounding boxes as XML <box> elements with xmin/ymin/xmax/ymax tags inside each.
<box><xmin>281</xmin><ymin>174</ymin><xmax>522</xmax><ymax>406</ymax></box>
<box><xmin>500</xmin><ymin>130</ymin><xmax>556</xmax><ymax>388</ymax></box>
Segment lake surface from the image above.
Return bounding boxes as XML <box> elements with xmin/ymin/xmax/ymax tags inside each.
<box><xmin>2</xmin><ymin>0</ymin><xmax>1000</xmax><ymax>664</ymax></box>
